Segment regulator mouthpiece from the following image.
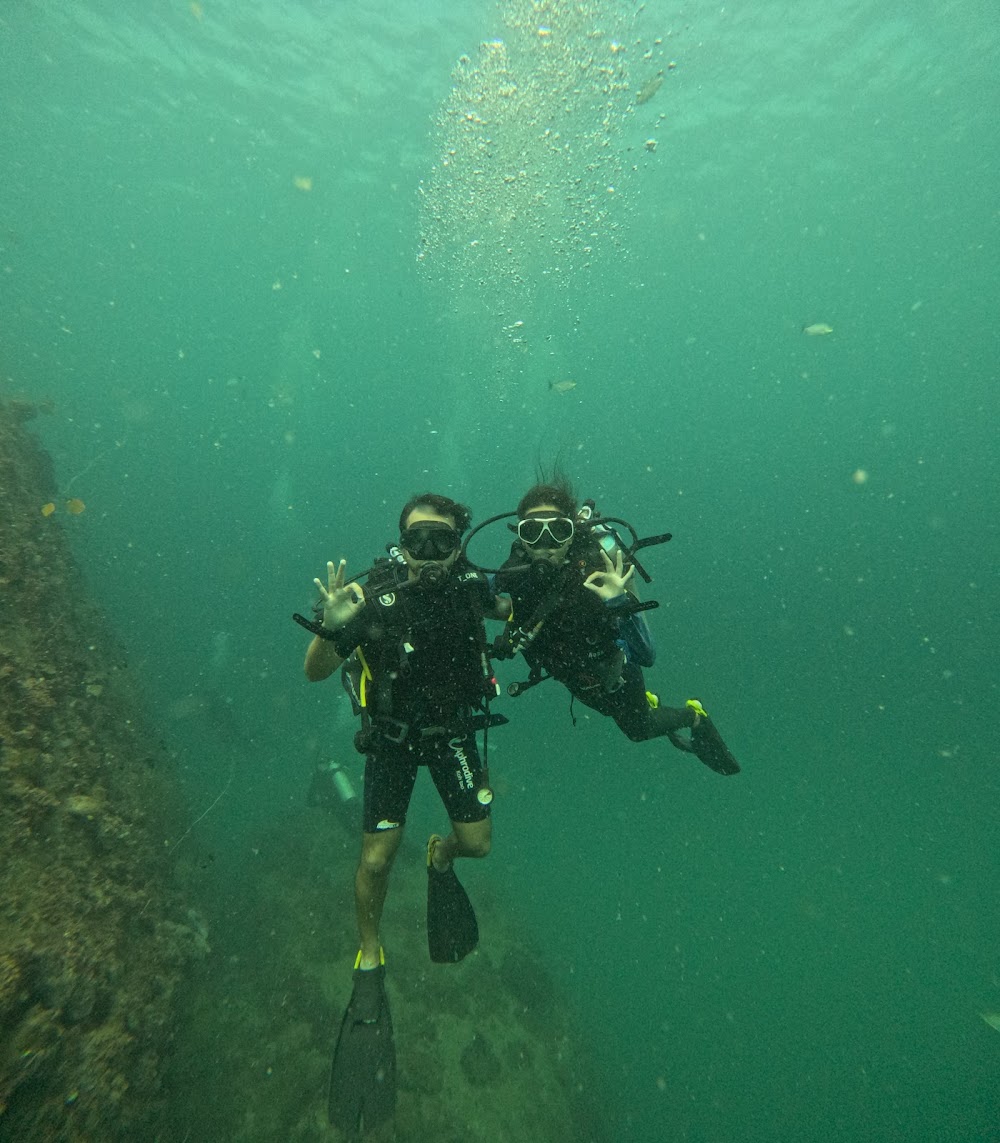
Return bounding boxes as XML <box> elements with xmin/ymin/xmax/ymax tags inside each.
<box><xmin>417</xmin><ymin>562</ymin><xmax>448</xmax><ymax>588</ymax></box>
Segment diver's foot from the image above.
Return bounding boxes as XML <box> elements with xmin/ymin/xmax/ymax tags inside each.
<box><xmin>357</xmin><ymin>946</ymin><xmax>383</xmax><ymax>972</ymax></box>
<box><xmin>427</xmin><ymin>834</ymin><xmax>452</xmax><ymax>874</ymax></box>
<box><xmin>682</xmin><ymin>700</ymin><xmax>741</xmax><ymax>776</ymax></box>
<box><xmin>685</xmin><ymin>698</ymin><xmax>707</xmax><ymax>727</ymax></box>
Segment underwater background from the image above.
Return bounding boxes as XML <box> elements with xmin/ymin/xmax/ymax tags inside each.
<box><xmin>2</xmin><ymin>0</ymin><xmax>999</xmax><ymax>1139</ymax></box>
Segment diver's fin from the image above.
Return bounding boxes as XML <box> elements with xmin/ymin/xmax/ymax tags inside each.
<box><xmin>690</xmin><ymin>714</ymin><xmax>741</xmax><ymax>775</ymax></box>
<box><xmin>328</xmin><ymin>951</ymin><xmax>396</xmax><ymax>1139</ymax></box>
<box><xmin>667</xmin><ymin>700</ymin><xmax>741</xmax><ymax>776</ymax></box>
<box><xmin>427</xmin><ymin>835</ymin><xmax>479</xmax><ymax>963</ymax></box>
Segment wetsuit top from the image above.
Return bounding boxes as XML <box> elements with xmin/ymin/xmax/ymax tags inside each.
<box><xmin>493</xmin><ymin>535</ymin><xmax>656</xmax><ymax>688</ymax></box>
<box><xmin>332</xmin><ymin>559</ymin><xmax>495</xmax><ymax>727</ymax></box>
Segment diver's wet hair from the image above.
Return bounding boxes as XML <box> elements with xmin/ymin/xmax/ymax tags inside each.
<box><xmin>399</xmin><ymin>492</ymin><xmax>472</xmax><ymax>535</ymax></box>
<box><xmin>517</xmin><ymin>469</ymin><xmax>577</xmax><ymax>519</ymax></box>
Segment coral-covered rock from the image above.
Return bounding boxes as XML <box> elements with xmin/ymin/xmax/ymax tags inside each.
<box><xmin>460</xmin><ymin>1031</ymin><xmax>503</xmax><ymax>1087</ymax></box>
<box><xmin>0</xmin><ymin>399</ymin><xmax>192</xmax><ymax>1141</ymax></box>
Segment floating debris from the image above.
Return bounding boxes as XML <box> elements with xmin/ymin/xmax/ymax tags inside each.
<box><xmin>981</xmin><ymin>1012</ymin><xmax>1000</xmax><ymax>1032</ymax></box>
<box><xmin>41</xmin><ymin>499</ymin><xmax>87</xmax><ymax>516</ymax></box>
<box><xmin>636</xmin><ymin>73</ymin><xmax>664</xmax><ymax>105</ymax></box>
<box><xmin>549</xmin><ymin>379</ymin><xmax>577</xmax><ymax>394</ymax></box>
<box><xmin>802</xmin><ymin>322</ymin><xmax>834</xmax><ymax>336</ymax></box>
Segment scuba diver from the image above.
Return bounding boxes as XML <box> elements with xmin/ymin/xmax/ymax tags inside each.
<box><xmin>294</xmin><ymin>492</ymin><xmax>507</xmax><ymax>1138</ymax></box>
<box><xmin>484</xmin><ymin>475</ymin><xmax>740</xmax><ymax>776</ymax></box>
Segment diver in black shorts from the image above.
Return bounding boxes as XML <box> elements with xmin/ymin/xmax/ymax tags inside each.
<box><xmin>302</xmin><ymin>491</ymin><xmax>506</xmax><ymax>969</ymax></box>
<box><xmin>299</xmin><ymin>491</ymin><xmax>507</xmax><ymax>1134</ymax></box>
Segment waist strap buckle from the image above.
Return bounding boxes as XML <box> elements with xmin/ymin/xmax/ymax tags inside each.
<box><xmin>372</xmin><ymin>716</ymin><xmax>410</xmax><ymax>744</ymax></box>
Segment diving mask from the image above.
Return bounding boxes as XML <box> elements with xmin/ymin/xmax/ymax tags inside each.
<box><xmin>516</xmin><ymin>515</ymin><xmax>575</xmax><ymax>548</ymax></box>
<box><xmin>399</xmin><ymin>523</ymin><xmax>460</xmax><ymax>561</ymax></box>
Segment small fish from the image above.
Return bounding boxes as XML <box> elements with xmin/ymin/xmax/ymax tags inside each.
<box><xmin>981</xmin><ymin>1012</ymin><xmax>1000</xmax><ymax>1032</ymax></box>
<box><xmin>549</xmin><ymin>379</ymin><xmax>577</xmax><ymax>394</ymax></box>
<box><xmin>636</xmin><ymin>73</ymin><xmax>664</xmax><ymax>105</ymax></box>
<box><xmin>802</xmin><ymin>322</ymin><xmax>834</xmax><ymax>336</ymax></box>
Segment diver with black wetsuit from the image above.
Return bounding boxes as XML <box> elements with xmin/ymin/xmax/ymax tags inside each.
<box><xmin>296</xmin><ymin>491</ymin><xmax>506</xmax><ymax>1137</ymax></box>
<box><xmin>492</xmin><ymin>478</ymin><xmax>740</xmax><ymax>776</ymax></box>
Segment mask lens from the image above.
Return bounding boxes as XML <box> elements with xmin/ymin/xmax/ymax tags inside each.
<box><xmin>517</xmin><ymin>518</ymin><xmax>546</xmax><ymax>545</ymax></box>
<box><xmin>548</xmin><ymin>517</ymin><xmax>575</xmax><ymax>544</ymax></box>
<box><xmin>400</xmin><ymin>525</ymin><xmax>459</xmax><ymax>559</ymax></box>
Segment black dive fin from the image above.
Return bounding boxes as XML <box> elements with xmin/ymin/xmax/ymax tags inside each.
<box><xmin>690</xmin><ymin>716</ymin><xmax>741</xmax><ymax>775</ymax></box>
<box><xmin>427</xmin><ymin>836</ymin><xmax>479</xmax><ymax>963</ymax></box>
<box><xmin>328</xmin><ymin>958</ymin><xmax>396</xmax><ymax>1139</ymax></box>
<box><xmin>690</xmin><ymin>713</ymin><xmax>740</xmax><ymax>777</ymax></box>
<box><xmin>667</xmin><ymin>706</ymin><xmax>741</xmax><ymax>776</ymax></box>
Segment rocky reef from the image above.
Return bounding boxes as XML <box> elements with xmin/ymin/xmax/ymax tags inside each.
<box><xmin>165</xmin><ymin>799</ymin><xmax>610</xmax><ymax>1142</ymax></box>
<box><xmin>0</xmin><ymin>399</ymin><xmax>194</xmax><ymax>1141</ymax></box>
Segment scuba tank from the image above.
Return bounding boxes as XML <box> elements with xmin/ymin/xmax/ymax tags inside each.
<box><xmin>307</xmin><ymin>760</ymin><xmax>358</xmax><ymax>810</ymax></box>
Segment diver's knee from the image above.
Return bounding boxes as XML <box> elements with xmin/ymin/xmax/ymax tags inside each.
<box><xmin>359</xmin><ymin>834</ymin><xmax>400</xmax><ymax>879</ymax></box>
<box><xmin>454</xmin><ymin>824</ymin><xmax>491</xmax><ymax>859</ymax></box>
<box><xmin>622</xmin><ymin>723</ymin><xmax>650</xmax><ymax>743</ymax></box>
<box><xmin>358</xmin><ymin>853</ymin><xmax>390</xmax><ymax>881</ymax></box>
<box><xmin>465</xmin><ymin>834</ymin><xmax>491</xmax><ymax>859</ymax></box>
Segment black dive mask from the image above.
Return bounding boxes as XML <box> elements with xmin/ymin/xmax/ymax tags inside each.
<box><xmin>399</xmin><ymin>523</ymin><xmax>460</xmax><ymax>560</ymax></box>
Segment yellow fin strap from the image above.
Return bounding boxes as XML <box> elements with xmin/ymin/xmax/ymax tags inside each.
<box><xmin>353</xmin><ymin>947</ymin><xmax>385</xmax><ymax>970</ymax></box>
<box><xmin>685</xmin><ymin>698</ymin><xmax>708</xmax><ymax>721</ymax></box>
<box><xmin>645</xmin><ymin>691</ymin><xmax>660</xmax><ymax>710</ymax></box>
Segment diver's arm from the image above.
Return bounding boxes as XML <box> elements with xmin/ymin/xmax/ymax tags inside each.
<box><xmin>303</xmin><ymin>559</ymin><xmax>366</xmax><ymax>682</ymax></box>
<box><xmin>485</xmin><ymin>568</ymin><xmax>514</xmax><ymax>621</ymax></box>
<box><xmin>304</xmin><ymin>636</ymin><xmax>345</xmax><ymax>681</ymax></box>
<box><xmin>583</xmin><ymin>548</ymin><xmax>656</xmax><ymax>666</ymax></box>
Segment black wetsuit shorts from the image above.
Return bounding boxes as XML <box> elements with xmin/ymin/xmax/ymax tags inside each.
<box><xmin>362</xmin><ymin>729</ymin><xmax>489</xmax><ymax>834</ymax></box>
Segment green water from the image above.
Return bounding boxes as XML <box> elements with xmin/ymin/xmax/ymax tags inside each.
<box><xmin>3</xmin><ymin>0</ymin><xmax>999</xmax><ymax>1139</ymax></box>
